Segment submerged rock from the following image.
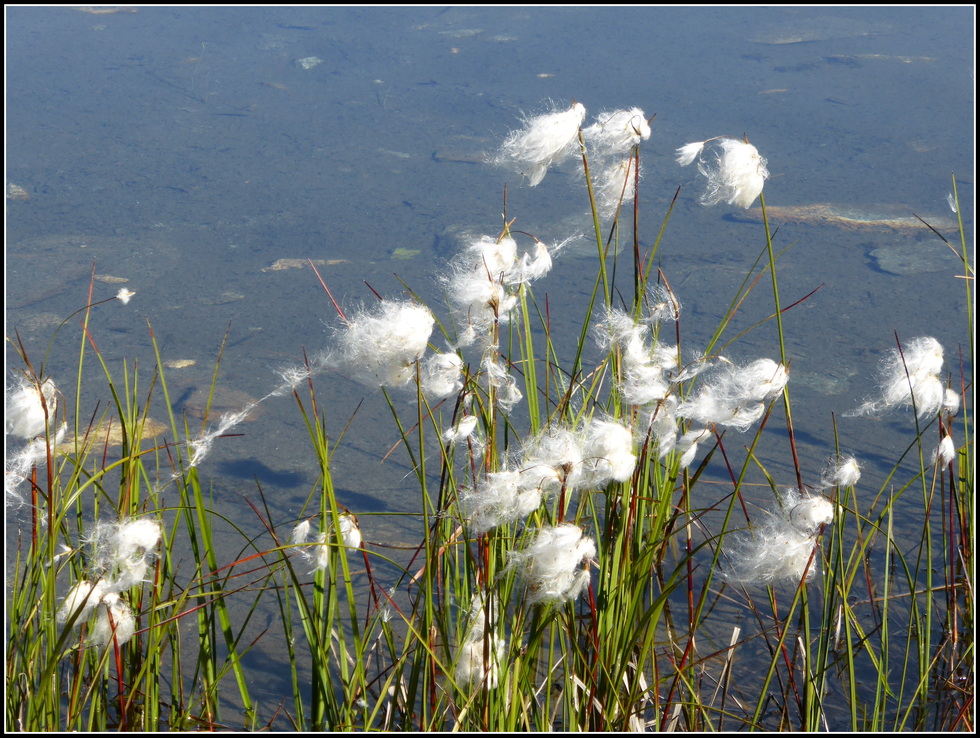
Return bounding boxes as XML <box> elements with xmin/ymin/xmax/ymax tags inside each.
<box><xmin>869</xmin><ymin>243</ymin><xmax>963</xmax><ymax>276</ymax></box>
<box><xmin>751</xmin><ymin>16</ymin><xmax>893</xmax><ymax>45</ymax></box>
<box><xmin>731</xmin><ymin>203</ymin><xmax>958</xmax><ymax>234</ymax></box>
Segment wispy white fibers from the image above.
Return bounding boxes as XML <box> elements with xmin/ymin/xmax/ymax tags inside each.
<box><xmin>643</xmin><ymin>283</ymin><xmax>681</xmax><ymax>325</ymax></box>
<box><xmin>848</xmin><ymin>336</ymin><xmax>952</xmax><ymax>419</ymax></box>
<box><xmin>187</xmin><ymin>406</ymin><xmax>256</xmax><ymax>470</ymax></box>
<box><xmin>675</xmin><ymin>141</ymin><xmax>707</xmax><ymax>167</ymax></box>
<box><xmin>5</xmin><ymin>426</ymin><xmax>67</xmax><ymax>507</ymax></box>
<box><xmin>725</xmin><ymin>488</ymin><xmax>834</xmax><ymax>585</ymax></box>
<box><xmin>420</xmin><ymin>351</ymin><xmax>464</xmax><ymax>402</ymax></box>
<box><xmin>788</xmin><ymin>494</ymin><xmax>836</xmax><ymax>533</ymax></box>
<box><xmin>676</xmin><ymin>357</ymin><xmax>788</xmax><ymax>432</ymax></box>
<box><xmin>932</xmin><ymin>434</ymin><xmax>956</xmax><ymax>466</ymax></box>
<box><xmin>333</xmin><ymin>300</ymin><xmax>435</xmax><ymax>388</ymax></box>
<box><xmin>583</xmin><ymin>108</ymin><xmax>651</xmax><ymax>156</ymax></box>
<box><xmin>819</xmin><ymin>454</ymin><xmax>861</xmax><ymax>488</ymax></box>
<box><xmin>593</xmin><ymin>299</ymin><xmax>723</xmax><ymax>464</ymax></box>
<box><xmin>85</xmin><ymin>517</ymin><xmax>163</xmax><ymax>592</ymax></box>
<box><xmin>455</xmin><ymin>591</ymin><xmax>505</xmax><ymax>690</ymax></box>
<box><xmin>273</xmin><ymin>364</ymin><xmax>314</xmax><ymax>396</ymax></box>
<box><xmin>338</xmin><ymin>513</ymin><xmax>363</xmax><ymax>549</ymax></box>
<box><xmin>291</xmin><ymin>514</ymin><xmax>362</xmax><ymax>572</ymax></box>
<box><xmin>87</xmin><ymin>592</ymin><xmax>137</xmax><ymax>648</ymax></box>
<box><xmin>109</xmin><ymin>518</ymin><xmax>164</xmax><ymax>589</ymax></box>
<box><xmin>522</xmin><ymin>418</ymin><xmax>636</xmax><ymax>493</ymax></box>
<box><xmin>593</xmin><ymin>157</ymin><xmax>638</xmax><ymax>219</ymax></box>
<box><xmin>443</xmin><ymin>414</ymin><xmax>478</xmax><ymax>446</ymax></box>
<box><xmin>447</xmin><ymin>234</ymin><xmax>519</xmax><ymax>340</ymax></box>
<box><xmin>57</xmin><ymin>579</ymin><xmax>110</xmax><ymax>625</ymax></box>
<box><xmin>595</xmin><ymin>306</ymin><xmax>678</xmax><ymax>407</ymax></box>
<box><xmin>181</xmin><ymin>354</ymin><xmax>330</xmax><ymax>474</ymax></box>
<box><xmin>495</xmin><ymin>101</ymin><xmax>587</xmax><ymax>186</ymax></box>
<box><xmin>521</xmin><ymin>424</ymin><xmax>586</xmax><ymax>492</ymax></box>
<box><xmin>579</xmin><ymin>420</ymin><xmax>637</xmax><ymax>485</ymax></box>
<box><xmin>446</xmin><ymin>233</ymin><xmax>555</xmax><ymax>343</ymax></box>
<box><xmin>677</xmin><ymin>137</ymin><xmax>769</xmax><ymax>209</ymax></box>
<box><xmin>463</xmin><ymin>469</ymin><xmax>547</xmax><ymax>535</ymax></box>
<box><xmin>57</xmin><ymin>516</ymin><xmax>161</xmax><ymax>647</ymax></box>
<box><xmin>463</xmin><ymin>419</ymin><xmax>634</xmax><ymax>534</ymax></box>
<box><xmin>511</xmin><ymin>523</ymin><xmax>596</xmax><ymax>605</ymax></box>
<box><xmin>6</xmin><ymin>377</ymin><xmax>58</xmax><ymax>440</ymax></box>
<box><xmin>676</xmin><ymin>427</ymin><xmax>713</xmax><ymax>470</ymax></box>
<box><xmin>512</xmin><ymin>239</ymin><xmax>554</xmax><ymax>283</ymax></box>
<box><xmin>455</xmin><ymin>632</ymin><xmax>506</xmax><ymax>690</ymax></box>
<box><xmin>583</xmin><ymin>107</ymin><xmax>652</xmax><ymax>218</ymax></box>
<box><xmin>115</xmin><ymin>287</ymin><xmax>136</xmax><ymax>305</ymax></box>
<box><xmin>481</xmin><ymin>350</ymin><xmax>523</xmax><ymax>412</ymax></box>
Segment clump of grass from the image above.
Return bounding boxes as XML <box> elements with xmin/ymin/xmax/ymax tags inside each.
<box><xmin>6</xmin><ymin>104</ymin><xmax>972</xmax><ymax>731</ymax></box>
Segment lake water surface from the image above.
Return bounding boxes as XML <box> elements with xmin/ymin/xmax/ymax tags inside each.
<box><xmin>5</xmin><ymin>5</ymin><xmax>973</xmax><ymax>728</ymax></box>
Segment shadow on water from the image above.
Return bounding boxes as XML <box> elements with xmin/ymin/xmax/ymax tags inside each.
<box><xmin>216</xmin><ymin>457</ymin><xmax>307</xmax><ymax>488</ymax></box>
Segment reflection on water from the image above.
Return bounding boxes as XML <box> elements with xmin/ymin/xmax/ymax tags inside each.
<box><xmin>5</xmin><ymin>5</ymin><xmax>973</xmax><ymax>727</ymax></box>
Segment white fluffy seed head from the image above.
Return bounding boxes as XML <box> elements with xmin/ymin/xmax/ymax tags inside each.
<box><xmin>291</xmin><ymin>520</ymin><xmax>312</xmax><ymax>545</ymax></box>
<box><xmin>513</xmin><ymin>240</ymin><xmax>553</xmax><ymax>282</ymax></box>
<box><xmin>88</xmin><ymin>593</ymin><xmax>136</xmax><ymax>648</ymax></box>
<box><xmin>338</xmin><ymin>301</ymin><xmax>435</xmax><ymax>388</ymax></box>
<box><xmin>113</xmin><ymin>518</ymin><xmax>162</xmax><ymax>561</ymax></box>
<box><xmin>850</xmin><ymin>336</ymin><xmax>948</xmax><ymax>419</ymax></box>
<box><xmin>421</xmin><ymin>351</ymin><xmax>464</xmax><ymax>402</ymax></box>
<box><xmin>725</xmin><ymin>488</ymin><xmax>832</xmax><ymax>585</ymax></box>
<box><xmin>676</xmin><ymin>357</ymin><xmax>785</xmax><ymax>432</ymax></box>
<box><xmin>789</xmin><ymin>495</ymin><xmax>835</xmax><ymax>534</ymax></box>
<box><xmin>821</xmin><ymin>454</ymin><xmax>861</xmax><ymax>488</ymax></box>
<box><xmin>58</xmin><ymin>579</ymin><xmax>110</xmax><ymax>624</ymax></box>
<box><xmin>446</xmin><ymin>234</ymin><xmax>529</xmax><ymax>337</ymax></box>
<box><xmin>675</xmin><ymin>141</ymin><xmax>706</xmax><ymax>167</ymax></box>
<box><xmin>443</xmin><ymin>415</ymin><xmax>478</xmax><ymax>445</ymax></box>
<box><xmin>883</xmin><ymin>337</ymin><xmax>946</xmax><ymax>418</ymax></box>
<box><xmin>6</xmin><ymin>377</ymin><xmax>58</xmax><ymax>440</ymax></box>
<box><xmin>496</xmin><ymin>102</ymin><xmax>587</xmax><ymax>186</ymax></box>
<box><xmin>473</xmin><ymin>234</ymin><xmax>518</xmax><ymax>278</ymax></box>
<box><xmin>464</xmin><ymin>470</ymin><xmax>545</xmax><ymax>534</ymax></box>
<box><xmin>455</xmin><ymin>632</ymin><xmax>506</xmax><ymax>690</ymax></box>
<box><xmin>676</xmin><ymin>427</ymin><xmax>712</xmax><ymax>469</ymax></box>
<box><xmin>338</xmin><ymin>513</ymin><xmax>362</xmax><ymax>549</ymax></box>
<box><xmin>581</xmin><ymin>420</ymin><xmax>636</xmax><ymax>485</ymax></box>
<box><xmin>727</xmin><ymin>525</ymin><xmax>820</xmax><ymax>584</ymax></box>
<box><xmin>697</xmin><ymin>138</ymin><xmax>769</xmax><ymax>209</ymax></box>
<box><xmin>676</xmin><ymin>393</ymin><xmax>764</xmax><ymax>433</ymax></box>
<box><xmin>584</xmin><ymin>107</ymin><xmax>651</xmax><ymax>155</ymax></box>
<box><xmin>514</xmin><ymin>523</ymin><xmax>596</xmax><ymax>605</ymax></box>
<box><xmin>933</xmin><ymin>435</ymin><xmax>956</xmax><ymax>466</ymax></box>
<box><xmin>901</xmin><ymin>336</ymin><xmax>945</xmax><ymax>378</ymax></box>
<box><xmin>735</xmin><ymin>358</ymin><xmax>789</xmax><ymax>401</ymax></box>
<box><xmin>311</xmin><ymin>532</ymin><xmax>330</xmax><ymax>572</ymax></box>
<box><xmin>464</xmin><ymin>590</ymin><xmax>498</xmax><ymax>640</ymax></box>
<box><xmin>943</xmin><ymin>388</ymin><xmax>960</xmax><ymax>414</ymax></box>
<box><xmin>594</xmin><ymin>156</ymin><xmax>638</xmax><ymax>219</ymax></box>
<box><xmin>523</xmin><ymin>426</ymin><xmax>586</xmax><ymax>491</ymax></box>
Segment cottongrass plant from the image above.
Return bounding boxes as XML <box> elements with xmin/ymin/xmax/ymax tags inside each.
<box><xmin>6</xmin><ymin>296</ymin><xmax>277</xmax><ymax>730</ymax></box>
<box><xmin>6</xmin><ymin>99</ymin><xmax>972</xmax><ymax>732</ymax></box>
<box><xmin>494</xmin><ymin>100</ymin><xmax>587</xmax><ymax>186</ymax></box>
<box><xmin>677</xmin><ymin>136</ymin><xmax>770</xmax><ymax>208</ymax></box>
<box><xmin>847</xmin><ymin>335</ymin><xmax>959</xmax><ymax>419</ymax></box>
<box><xmin>5</xmin><ymin>376</ymin><xmax>59</xmax><ymax>441</ymax></box>
<box><xmin>723</xmin><ymin>486</ymin><xmax>835</xmax><ymax>584</ymax></box>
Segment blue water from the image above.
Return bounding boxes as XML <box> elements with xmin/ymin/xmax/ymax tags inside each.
<box><xmin>5</xmin><ymin>5</ymin><xmax>973</xmax><ymax>728</ymax></box>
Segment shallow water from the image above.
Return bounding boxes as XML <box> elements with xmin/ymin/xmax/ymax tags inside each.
<box><xmin>5</xmin><ymin>5</ymin><xmax>973</xmax><ymax>729</ymax></box>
